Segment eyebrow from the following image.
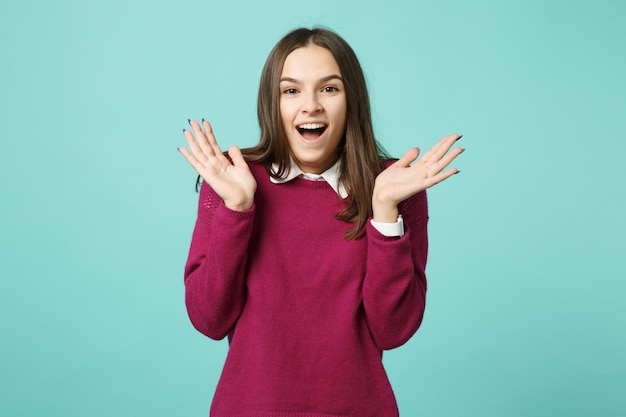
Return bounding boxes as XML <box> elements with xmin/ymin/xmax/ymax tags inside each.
<box><xmin>279</xmin><ymin>74</ymin><xmax>344</xmax><ymax>84</ymax></box>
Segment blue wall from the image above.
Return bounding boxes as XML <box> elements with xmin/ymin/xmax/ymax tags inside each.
<box><xmin>1</xmin><ymin>1</ymin><xmax>624</xmax><ymax>415</ymax></box>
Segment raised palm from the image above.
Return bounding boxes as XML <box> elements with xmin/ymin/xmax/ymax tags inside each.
<box><xmin>179</xmin><ymin>119</ymin><xmax>257</xmax><ymax>211</ymax></box>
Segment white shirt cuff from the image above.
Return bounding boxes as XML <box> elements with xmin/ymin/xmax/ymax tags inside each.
<box><xmin>370</xmin><ymin>215</ymin><xmax>404</xmax><ymax>237</ymax></box>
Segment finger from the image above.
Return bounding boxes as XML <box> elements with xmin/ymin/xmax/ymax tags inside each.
<box><xmin>203</xmin><ymin>119</ymin><xmax>225</xmax><ymax>158</ymax></box>
<box><xmin>430</xmin><ymin>134</ymin><xmax>462</xmax><ymax>161</ymax></box>
<box><xmin>394</xmin><ymin>148</ymin><xmax>420</xmax><ymax>168</ymax></box>
<box><xmin>417</xmin><ymin>136</ymin><xmax>446</xmax><ymax>162</ymax></box>
<box><xmin>426</xmin><ymin>167</ymin><xmax>460</xmax><ymax>188</ymax></box>
<box><xmin>420</xmin><ymin>134</ymin><xmax>461</xmax><ymax>163</ymax></box>
<box><xmin>178</xmin><ymin>146</ymin><xmax>206</xmax><ymax>175</ymax></box>
<box><xmin>228</xmin><ymin>145</ymin><xmax>247</xmax><ymax>168</ymax></box>
<box><xmin>428</xmin><ymin>146</ymin><xmax>464</xmax><ymax>175</ymax></box>
<box><xmin>189</xmin><ymin>119</ymin><xmax>216</xmax><ymax>158</ymax></box>
<box><xmin>183</xmin><ymin>128</ymin><xmax>209</xmax><ymax>162</ymax></box>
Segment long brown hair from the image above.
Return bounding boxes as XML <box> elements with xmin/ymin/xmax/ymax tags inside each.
<box><xmin>243</xmin><ymin>27</ymin><xmax>389</xmax><ymax>239</ymax></box>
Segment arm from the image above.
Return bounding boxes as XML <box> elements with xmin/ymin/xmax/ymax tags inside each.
<box><xmin>179</xmin><ymin>119</ymin><xmax>257</xmax><ymax>340</ymax></box>
<box><xmin>184</xmin><ymin>182</ymin><xmax>255</xmax><ymax>340</ymax></box>
<box><xmin>363</xmin><ymin>134</ymin><xmax>463</xmax><ymax>349</ymax></box>
<box><xmin>362</xmin><ymin>191</ymin><xmax>428</xmax><ymax>350</ymax></box>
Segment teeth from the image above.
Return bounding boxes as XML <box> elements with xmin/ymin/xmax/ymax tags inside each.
<box><xmin>297</xmin><ymin>123</ymin><xmax>325</xmax><ymax>130</ymax></box>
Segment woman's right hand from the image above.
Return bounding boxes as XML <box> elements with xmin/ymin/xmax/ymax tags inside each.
<box><xmin>179</xmin><ymin>119</ymin><xmax>257</xmax><ymax>211</ymax></box>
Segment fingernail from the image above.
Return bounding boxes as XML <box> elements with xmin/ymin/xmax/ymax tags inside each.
<box><xmin>454</xmin><ymin>170</ymin><xmax>461</xmax><ymax>174</ymax></box>
<box><xmin>460</xmin><ymin>148</ymin><xmax>466</xmax><ymax>153</ymax></box>
<box><xmin>202</xmin><ymin>118</ymin><xmax>206</xmax><ymax>123</ymax></box>
<box><xmin>188</xmin><ymin>118</ymin><xmax>192</xmax><ymax>125</ymax></box>
<box><xmin>182</xmin><ymin>128</ymin><xmax>186</xmax><ymax>133</ymax></box>
<box><xmin>177</xmin><ymin>147</ymin><xmax>181</xmax><ymax>152</ymax></box>
<box><xmin>456</xmin><ymin>134</ymin><xmax>463</xmax><ymax>141</ymax></box>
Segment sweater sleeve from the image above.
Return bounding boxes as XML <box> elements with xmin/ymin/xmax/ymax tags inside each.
<box><xmin>362</xmin><ymin>190</ymin><xmax>429</xmax><ymax>350</ymax></box>
<box><xmin>183</xmin><ymin>180</ymin><xmax>255</xmax><ymax>340</ymax></box>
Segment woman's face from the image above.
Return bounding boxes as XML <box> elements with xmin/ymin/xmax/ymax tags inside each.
<box><xmin>279</xmin><ymin>44</ymin><xmax>347</xmax><ymax>174</ymax></box>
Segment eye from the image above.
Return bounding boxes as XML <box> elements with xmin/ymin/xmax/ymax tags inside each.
<box><xmin>283</xmin><ymin>87</ymin><xmax>298</xmax><ymax>94</ymax></box>
<box><xmin>322</xmin><ymin>86</ymin><xmax>339</xmax><ymax>93</ymax></box>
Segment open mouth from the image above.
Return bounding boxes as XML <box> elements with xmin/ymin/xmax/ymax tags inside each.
<box><xmin>297</xmin><ymin>122</ymin><xmax>327</xmax><ymax>140</ymax></box>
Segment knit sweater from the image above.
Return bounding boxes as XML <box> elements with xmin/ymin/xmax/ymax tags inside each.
<box><xmin>184</xmin><ymin>161</ymin><xmax>429</xmax><ymax>417</ymax></box>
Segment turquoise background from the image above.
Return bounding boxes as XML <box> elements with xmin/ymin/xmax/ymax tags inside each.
<box><xmin>1</xmin><ymin>0</ymin><xmax>625</xmax><ymax>415</ymax></box>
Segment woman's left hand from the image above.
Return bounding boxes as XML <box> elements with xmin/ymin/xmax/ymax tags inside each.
<box><xmin>372</xmin><ymin>134</ymin><xmax>464</xmax><ymax>222</ymax></box>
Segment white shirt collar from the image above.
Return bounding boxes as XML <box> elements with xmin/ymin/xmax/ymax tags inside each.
<box><xmin>270</xmin><ymin>158</ymin><xmax>348</xmax><ymax>199</ymax></box>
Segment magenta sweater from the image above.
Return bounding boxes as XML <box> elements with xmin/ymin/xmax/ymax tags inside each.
<box><xmin>184</xmin><ymin>161</ymin><xmax>429</xmax><ymax>417</ymax></box>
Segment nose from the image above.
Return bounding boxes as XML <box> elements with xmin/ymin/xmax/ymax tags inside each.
<box><xmin>301</xmin><ymin>92</ymin><xmax>322</xmax><ymax>114</ymax></box>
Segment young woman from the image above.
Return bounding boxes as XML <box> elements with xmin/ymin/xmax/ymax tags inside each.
<box><xmin>179</xmin><ymin>27</ymin><xmax>463</xmax><ymax>417</ymax></box>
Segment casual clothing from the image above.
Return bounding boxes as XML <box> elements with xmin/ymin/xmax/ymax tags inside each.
<box><xmin>184</xmin><ymin>161</ymin><xmax>429</xmax><ymax>417</ymax></box>
<box><xmin>270</xmin><ymin>158</ymin><xmax>348</xmax><ymax>198</ymax></box>
<box><xmin>271</xmin><ymin>159</ymin><xmax>405</xmax><ymax>237</ymax></box>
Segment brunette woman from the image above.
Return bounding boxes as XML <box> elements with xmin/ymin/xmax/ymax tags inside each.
<box><xmin>179</xmin><ymin>27</ymin><xmax>463</xmax><ymax>417</ymax></box>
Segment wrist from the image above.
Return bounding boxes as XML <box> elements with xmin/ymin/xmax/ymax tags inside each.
<box><xmin>224</xmin><ymin>198</ymin><xmax>253</xmax><ymax>212</ymax></box>
<box><xmin>372</xmin><ymin>198</ymin><xmax>398</xmax><ymax>223</ymax></box>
